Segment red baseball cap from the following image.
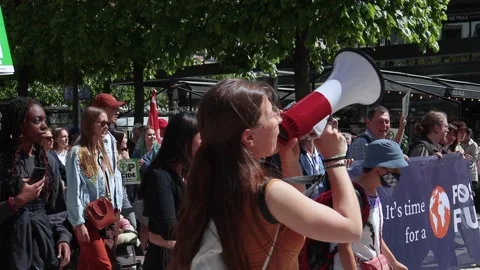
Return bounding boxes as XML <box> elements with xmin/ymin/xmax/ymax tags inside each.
<box><xmin>92</xmin><ymin>93</ymin><xmax>125</xmax><ymax>108</ymax></box>
<box><xmin>158</xmin><ymin>118</ymin><xmax>168</xmax><ymax>129</ymax></box>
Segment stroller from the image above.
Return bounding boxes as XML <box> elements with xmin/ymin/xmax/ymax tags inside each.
<box><xmin>116</xmin><ymin>219</ymin><xmax>143</xmax><ymax>269</ymax></box>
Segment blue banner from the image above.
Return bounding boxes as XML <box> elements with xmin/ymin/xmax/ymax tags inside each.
<box><xmin>348</xmin><ymin>153</ymin><xmax>480</xmax><ymax>270</ymax></box>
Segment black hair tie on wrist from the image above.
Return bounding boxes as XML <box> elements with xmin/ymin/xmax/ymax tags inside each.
<box><xmin>323</xmin><ymin>155</ymin><xmax>347</xmax><ymax>163</ymax></box>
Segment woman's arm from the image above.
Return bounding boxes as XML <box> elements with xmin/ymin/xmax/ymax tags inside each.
<box><xmin>266</xmin><ymin>169</ymin><xmax>362</xmax><ymax>243</ymax></box>
<box><xmin>393</xmin><ymin>115</ymin><xmax>406</xmax><ymax>144</ymax></box>
<box><xmin>65</xmin><ymin>148</ymin><xmax>86</xmax><ymax>227</ymax></box>
<box><xmin>338</xmin><ymin>243</ymin><xmax>356</xmax><ymax>270</ymax></box>
<box><xmin>266</xmin><ymin>123</ymin><xmax>362</xmax><ymax>243</ymax></box>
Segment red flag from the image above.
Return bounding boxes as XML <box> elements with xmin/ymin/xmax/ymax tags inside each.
<box><xmin>147</xmin><ymin>89</ymin><xmax>161</xmax><ymax>143</ymax></box>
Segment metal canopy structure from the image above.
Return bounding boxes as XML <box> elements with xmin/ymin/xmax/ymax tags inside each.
<box><xmin>111</xmin><ymin>69</ymin><xmax>480</xmax><ymax>108</ymax></box>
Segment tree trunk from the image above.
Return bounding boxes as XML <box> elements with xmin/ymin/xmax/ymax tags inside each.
<box><xmin>133</xmin><ymin>61</ymin><xmax>145</xmax><ymax>125</ymax></box>
<box><xmin>293</xmin><ymin>30</ymin><xmax>310</xmax><ymax>101</ymax></box>
<box><xmin>167</xmin><ymin>88</ymin><xmax>175</xmax><ymax>111</ymax></box>
<box><xmin>103</xmin><ymin>78</ymin><xmax>111</xmax><ymax>93</ymax></box>
<box><xmin>16</xmin><ymin>65</ymin><xmax>32</xmax><ymax>97</ymax></box>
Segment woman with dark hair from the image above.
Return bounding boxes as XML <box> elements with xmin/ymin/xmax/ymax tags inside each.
<box><xmin>0</xmin><ymin>97</ymin><xmax>71</xmax><ymax>269</ymax></box>
<box><xmin>441</xmin><ymin>124</ymin><xmax>464</xmax><ymax>154</ymax></box>
<box><xmin>112</xmin><ymin>128</ymin><xmax>137</xmax><ymax>229</ymax></box>
<box><xmin>112</xmin><ymin>128</ymin><xmax>130</xmax><ymax>160</ymax></box>
<box><xmin>140</xmin><ymin>112</ymin><xmax>200</xmax><ymax>270</ymax></box>
<box><xmin>170</xmin><ymin>79</ymin><xmax>362</xmax><ymax>269</ymax></box>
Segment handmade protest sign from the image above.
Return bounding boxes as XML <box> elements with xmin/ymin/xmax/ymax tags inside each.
<box><xmin>118</xmin><ymin>159</ymin><xmax>140</xmax><ymax>185</ymax></box>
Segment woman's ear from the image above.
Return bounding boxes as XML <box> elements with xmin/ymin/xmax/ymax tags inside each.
<box><xmin>241</xmin><ymin>129</ymin><xmax>255</xmax><ymax>149</ymax></box>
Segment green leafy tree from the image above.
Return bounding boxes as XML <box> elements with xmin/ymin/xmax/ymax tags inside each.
<box><xmin>1</xmin><ymin>0</ymin><xmax>66</xmax><ymax>95</ymax></box>
<box><xmin>172</xmin><ymin>0</ymin><xmax>449</xmax><ymax>100</ymax></box>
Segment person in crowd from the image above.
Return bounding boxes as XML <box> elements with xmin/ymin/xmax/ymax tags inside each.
<box><xmin>408</xmin><ymin>111</ymin><xmax>448</xmax><ymax>157</ymax></box>
<box><xmin>131</xmin><ymin>126</ymin><xmax>161</xmax><ymax>249</ymax></box>
<box><xmin>50</xmin><ymin>127</ymin><xmax>69</xmax><ymax>184</ymax></box>
<box><xmin>68</xmin><ymin>127</ymin><xmax>80</xmax><ymax>147</ymax></box>
<box><xmin>170</xmin><ymin>79</ymin><xmax>362</xmax><ymax>269</ymax></box>
<box><xmin>66</xmin><ymin>107</ymin><xmax>123</xmax><ymax>270</ymax></box>
<box><xmin>42</xmin><ymin>128</ymin><xmax>54</xmax><ymax>152</ymax></box>
<box><xmin>347</xmin><ymin>105</ymin><xmax>390</xmax><ymax>160</ymax></box>
<box><xmin>461</xmin><ymin>128</ymin><xmax>479</xmax><ymax>182</ymax></box>
<box><xmin>158</xmin><ymin>118</ymin><xmax>169</xmax><ymax>144</ymax></box>
<box><xmin>90</xmin><ymin>93</ymin><xmax>125</xmax><ymax>265</ymax></box>
<box><xmin>348</xmin><ymin>106</ymin><xmax>406</xmax><ymax>161</ymax></box>
<box><xmin>112</xmin><ymin>128</ymin><xmax>137</xmax><ymax>229</ymax></box>
<box><xmin>113</xmin><ymin>128</ymin><xmax>131</xmax><ymax>160</ymax></box>
<box><xmin>132</xmin><ymin>126</ymin><xmax>160</xmax><ymax>164</ymax></box>
<box><xmin>0</xmin><ymin>97</ymin><xmax>71</xmax><ymax>269</ymax></box>
<box><xmin>342</xmin><ymin>132</ymin><xmax>352</xmax><ymax>146</ymax></box>
<box><xmin>335</xmin><ymin>139</ymin><xmax>408</xmax><ymax>270</ymax></box>
<box><xmin>140</xmin><ymin>112</ymin><xmax>200</xmax><ymax>269</ymax></box>
<box><xmin>441</xmin><ymin>124</ymin><xmax>463</xmax><ymax>154</ymax></box>
<box><xmin>452</xmin><ymin>120</ymin><xmax>467</xmax><ymax>144</ymax></box>
<box><xmin>128</xmin><ymin>123</ymin><xmax>145</xmax><ymax>157</ymax></box>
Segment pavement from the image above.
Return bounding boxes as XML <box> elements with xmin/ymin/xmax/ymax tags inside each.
<box><xmin>451</xmin><ymin>215</ymin><xmax>480</xmax><ymax>270</ymax></box>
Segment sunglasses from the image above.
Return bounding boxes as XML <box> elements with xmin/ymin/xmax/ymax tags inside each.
<box><xmin>45</xmin><ymin>136</ymin><xmax>54</xmax><ymax>141</ymax></box>
<box><xmin>97</xmin><ymin>121</ymin><xmax>109</xmax><ymax>127</ymax></box>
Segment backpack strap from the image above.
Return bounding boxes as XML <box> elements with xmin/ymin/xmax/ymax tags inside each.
<box><xmin>262</xmin><ymin>224</ymin><xmax>280</xmax><ymax>270</ymax></box>
<box><xmin>353</xmin><ymin>133</ymin><xmax>373</xmax><ymax>144</ymax></box>
<box><xmin>327</xmin><ymin>183</ymin><xmax>370</xmax><ymax>263</ymax></box>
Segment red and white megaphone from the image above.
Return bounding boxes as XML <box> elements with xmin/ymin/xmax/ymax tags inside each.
<box><xmin>279</xmin><ymin>48</ymin><xmax>384</xmax><ymax>143</ymax></box>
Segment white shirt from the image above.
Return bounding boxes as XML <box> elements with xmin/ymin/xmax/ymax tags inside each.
<box><xmin>56</xmin><ymin>150</ymin><xmax>67</xmax><ymax>166</ymax></box>
<box><xmin>332</xmin><ymin>195</ymin><xmax>383</xmax><ymax>269</ymax></box>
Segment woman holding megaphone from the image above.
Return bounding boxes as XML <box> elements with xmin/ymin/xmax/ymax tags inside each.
<box><xmin>170</xmin><ymin>79</ymin><xmax>362</xmax><ymax>270</ymax></box>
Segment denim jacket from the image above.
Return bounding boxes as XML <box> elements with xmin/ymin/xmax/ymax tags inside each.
<box><xmin>65</xmin><ymin>145</ymin><xmax>123</xmax><ymax>227</ymax></box>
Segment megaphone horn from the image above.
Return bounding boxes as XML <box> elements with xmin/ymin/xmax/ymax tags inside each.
<box><xmin>279</xmin><ymin>48</ymin><xmax>384</xmax><ymax>143</ymax></box>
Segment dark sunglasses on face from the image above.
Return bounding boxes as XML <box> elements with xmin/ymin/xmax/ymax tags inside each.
<box><xmin>45</xmin><ymin>136</ymin><xmax>54</xmax><ymax>141</ymax></box>
<box><xmin>97</xmin><ymin>121</ymin><xmax>109</xmax><ymax>127</ymax></box>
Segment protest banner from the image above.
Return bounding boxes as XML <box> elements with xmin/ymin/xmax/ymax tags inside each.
<box><xmin>118</xmin><ymin>159</ymin><xmax>141</xmax><ymax>185</ymax></box>
<box><xmin>348</xmin><ymin>153</ymin><xmax>480</xmax><ymax>269</ymax></box>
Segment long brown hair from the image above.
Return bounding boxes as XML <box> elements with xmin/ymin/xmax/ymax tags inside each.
<box><xmin>52</xmin><ymin>127</ymin><xmax>69</xmax><ymax>151</ymax></box>
<box><xmin>170</xmin><ymin>79</ymin><xmax>276</xmax><ymax>269</ymax></box>
<box><xmin>78</xmin><ymin>107</ymin><xmax>113</xmax><ymax>178</ymax></box>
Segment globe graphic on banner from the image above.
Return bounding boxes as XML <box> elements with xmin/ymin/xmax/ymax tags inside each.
<box><xmin>429</xmin><ymin>186</ymin><xmax>451</xmax><ymax>238</ymax></box>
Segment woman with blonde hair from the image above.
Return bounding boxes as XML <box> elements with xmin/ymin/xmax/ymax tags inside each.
<box><xmin>170</xmin><ymin>79</ymin><xmax>362</xmax><ymax>269</ymax></box>
<box><xmin>66</xmin><ymin>107</ymin><xmax>123</xmax><ymax>270</ymax></box>
<box><xmin>408</xmin><ymin>111</ymin><xmax>449</xmax><ymax>157</ymax></box>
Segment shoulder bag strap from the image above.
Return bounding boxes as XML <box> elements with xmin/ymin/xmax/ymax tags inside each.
<box><xmin>262</xmin><ymin>224</ymin><xmax>280</xmax><ymax>270</ymax></box>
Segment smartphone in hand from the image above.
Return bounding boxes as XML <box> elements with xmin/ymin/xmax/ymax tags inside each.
<box><xmin>29</xmin><ymin>167</ymin><xmax>46</xmax><ymax>184</ymax></box>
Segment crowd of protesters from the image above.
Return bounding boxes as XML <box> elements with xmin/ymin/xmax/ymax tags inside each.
<box><xmin>0</xmin><ymin>78</ymin><xmax>477</xmax><ymax>270</ymax></box>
